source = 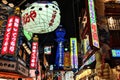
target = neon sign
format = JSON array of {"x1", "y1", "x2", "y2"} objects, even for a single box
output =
[
  {"x1": 30, "y1": 42, "x2": 38, "y2": 69},
  {"x1": 88, "y1": 0, "x2": 99, "y2": 48},
  {"x1": 70, "y1": 38, "x2": 78, "y2": 69}
]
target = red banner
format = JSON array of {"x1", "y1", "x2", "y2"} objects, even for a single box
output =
[
  {"x1": 9, "y1": 16, "x2": 20, "y2": 54},
  {"x1": 1, "y1": 16, "x2": 20, "y2": 55},
  {"x1": 30, "y1": 42, "x2": 38, "y2": 69}
]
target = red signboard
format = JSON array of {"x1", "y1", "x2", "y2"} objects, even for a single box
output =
[
  {"x1": 1, "y1": 16, "x2": 20, "y2": 55},
  {"x1": 30, "y1": 42, "x2": 38, "y2": 69},
  {"x1": 9, "y1": 16, "x2": 20, "y2": 54}
]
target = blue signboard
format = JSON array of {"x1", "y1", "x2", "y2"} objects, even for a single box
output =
[
  {"x1": 112, "y1": 49, "x2": 120, "y2": 57},
  {"x1": 55, "y1": 25, "x2": 66, "y2": 69}
]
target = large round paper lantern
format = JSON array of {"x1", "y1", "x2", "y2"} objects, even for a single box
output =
[{"x1": 21, "y1": 1, "x2": 60, "y2": 33}]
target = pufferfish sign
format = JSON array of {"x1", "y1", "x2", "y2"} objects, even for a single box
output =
[{"x1": 21, "y1": 1, "x2": 60, "y2": 33}]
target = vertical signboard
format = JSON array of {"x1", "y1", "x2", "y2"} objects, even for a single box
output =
[
  {"x1": 1, "y1": 16, "x2": 20, "y2": 55},
  {"x1": 30, "y1": 42, "x2": 38, "y2": 69},
  {"x1": 1, "y1": 16, "x2": 14, "y2": 55},
  {"x1": 9, "y1": 16, "x2": 20, "y2": 54},
  {"x1": 64, "y1": 51, "x2": 71, "y2": 70},
  {"x1": 88, "y1": 0, "x2": 100, "y2": 49},
  {"x1": 55, "y1": 26, "x2": 66, "y2": 69},
  {"x1": 70, "y1": 38, "x2": 78, "y2": 69}
]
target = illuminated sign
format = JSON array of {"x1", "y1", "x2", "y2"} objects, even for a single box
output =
[
  {"x1": 88, "y1": 0, "x2": 99, "y2": 48},
  {"x1": 55, "y1": 42, "x2": 64, "y2": 67},
  {"x1": 64, "y1": 51, "x2": 71, "y2": 70},
  {"x1": 58, "y1": 42, "x2": 64, "y2": 67},
  {"x1": 9, "y1": 16, "x2": 20, "y2": 54},
  {"x1": 1, "y1": 16, "x2": 20, "y2": 55},
  {"x1": 30, "y1": 42, "x2": 38, "y2": 69},
  {"x1": 55, "y1": 26, "x2": 66, "y2": 68},
  {"x1": 22, "y1": 43, "x2": 31, "y2": 54},
  {"x1": 70, "y1": 38, "x2": 78, "y2": 69},
  {"x1": 111, "y1": 49, "x2": 120, "y2": 57},
  {"x1": 21, "y1": 1, "x2": 60, "y2": 33},
  {"x1": 44, "y1": 46, "x2": 51, "y2": 55},
  {"x1": 1, "y1": 16, "x2": 14, "y2": 55}
]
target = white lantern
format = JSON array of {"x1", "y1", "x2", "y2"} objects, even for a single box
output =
[{"x1": 21, "y1": 1, "x2": 60, "y2": 33}]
